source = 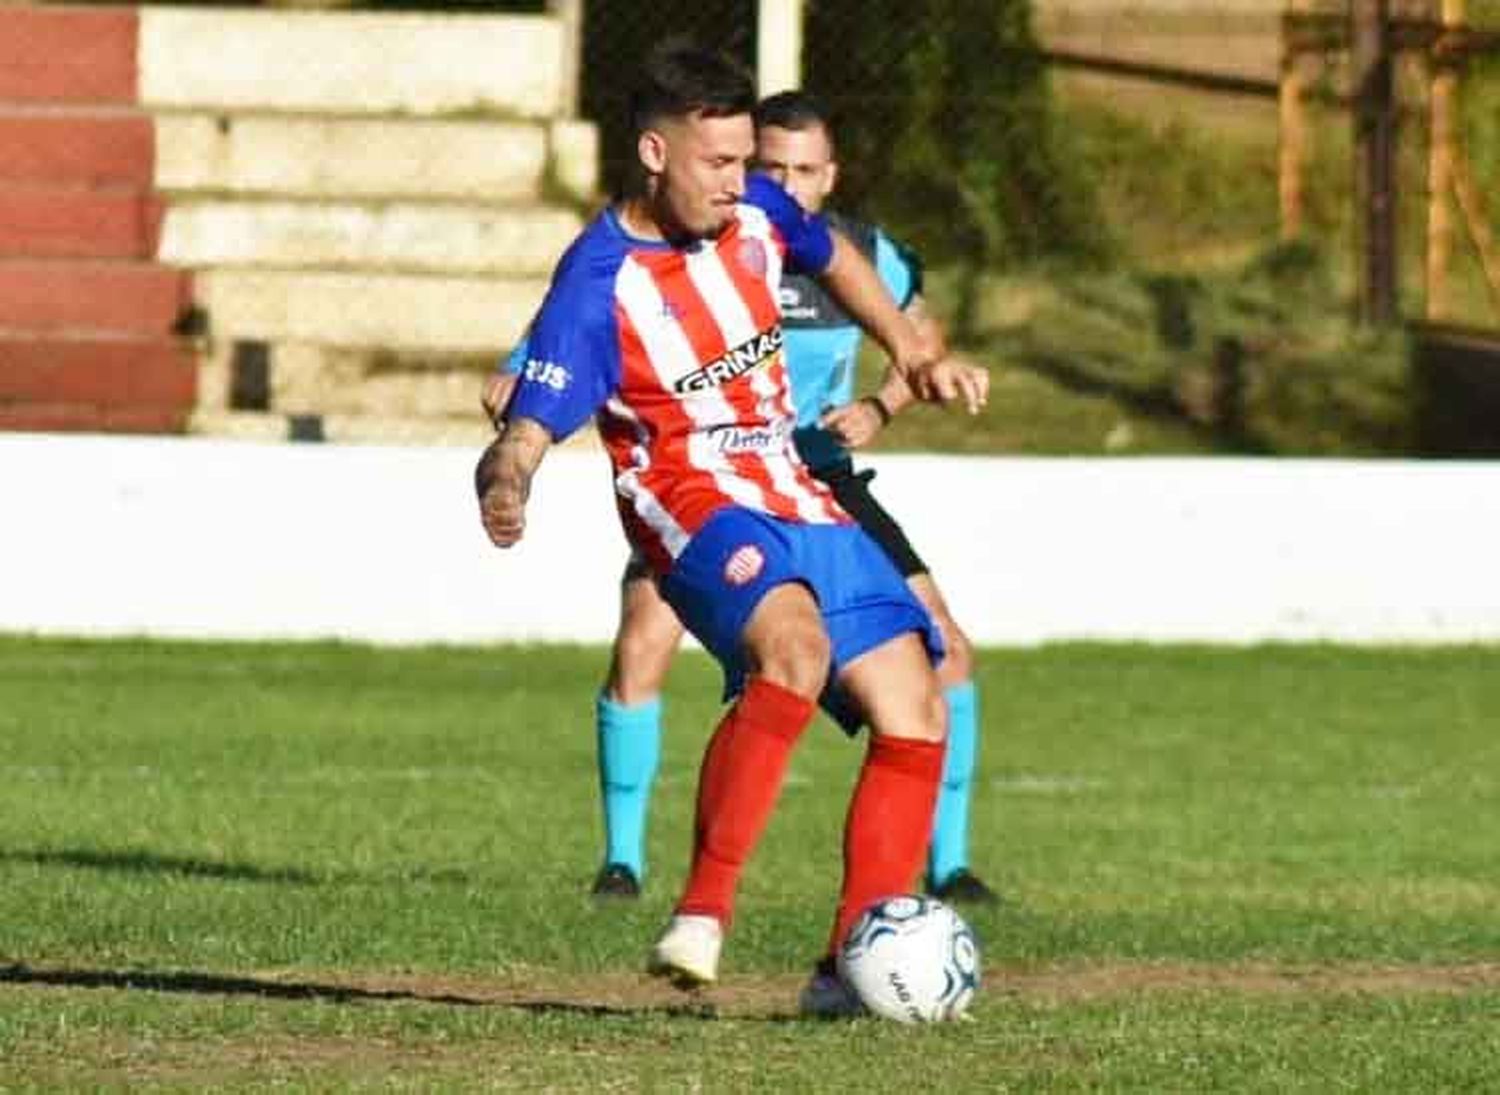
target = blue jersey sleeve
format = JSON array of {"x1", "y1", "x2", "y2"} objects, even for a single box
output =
[
  {"x1": 744, "y1": 173, "x2": 834, "y2": 275},
  {"x1": 506, "y1": 250, "x2": 621, "y2": 441},
  {"x1": 873, "y1": 229, "x2": 922, "y2": 310}
]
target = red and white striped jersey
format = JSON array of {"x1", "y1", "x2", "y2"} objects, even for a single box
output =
[{"x1": 508, "y1": 174, "x2": 850, "y2": 573}]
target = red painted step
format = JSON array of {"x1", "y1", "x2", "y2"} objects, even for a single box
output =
[
  {"x1": 0, "y1": 7, "x2": 138, "y2": 104},
  {"x1": 0, "y1": 334, "x2": 196, "y2": 407},
  {"x1": 0, "y1": 187, "x2": 164, "y2": 259},
  {"x1": 0, "y1": 111, "x2": 155, "y2": 188},
  {"x1": 0, "y1": 260, "x2": 193, "y2": 336},
  {"x1": 0, "y1": 402, "x2": 189, "y2": 435}
]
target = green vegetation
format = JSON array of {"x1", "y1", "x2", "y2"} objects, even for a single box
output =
[
  {"x1": 876, "y1": 245, "x2": 1411, "y2": 457},
  {"x1": 864, "y1": 79, "x2": 1500, "y2": 458},
  {"x1": 808, "y1": 0, "x2": 1105, "y2": 273},
  {"x1": 1, "y1": 636, "x2": 1497, "y2": 1088}
]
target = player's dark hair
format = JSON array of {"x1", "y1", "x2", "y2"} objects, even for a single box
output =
[
  {"x1": 630, "y1": 37, "x2": 756, "y2": 136},
  {"x1": 753, "y1": 90, "x2": 834, "y2": 138}
]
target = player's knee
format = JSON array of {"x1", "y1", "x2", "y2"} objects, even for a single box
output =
[
  {"x1": 750, "y1": 622, "x2": 831, "y2": 699},
  {"x1": 869, "y1": 673, "x2": 947, "y2": 745},
  {"x1": 915, "y1": 681, "x2": 949, "y2": 744}
]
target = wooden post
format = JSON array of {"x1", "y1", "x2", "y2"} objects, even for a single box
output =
[
  {"x1": 757, "y1": 0, "x2": 804, "y2": 97},
  {"x1": 1279, "y1": 1, "x2": 1309, "y2": 241},
  {"x1": 1452, "y1": 156, "x2": 1500, "y2": 315},
  {"x1": 1352, "y1": 0, "x2": 1398, "y2": 325},
  {"x1": 1426, "y1": 0, "x2": 1464, "y2": 320},
  {"x1": 548, "y1": 0, "x2": 584, "y2": 119}
]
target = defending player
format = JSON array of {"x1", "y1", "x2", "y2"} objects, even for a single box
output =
[
  {"x1": 475, "y1": 40, "x2": 988, "y2": 1013},
  {"x1": 484, "y1": 92, "x2": 998, "y2": 908}
]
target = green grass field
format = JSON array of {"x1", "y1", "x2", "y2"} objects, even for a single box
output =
[{"x1": 2, "y1": 636, "x2": 1497, "y2": 1090}]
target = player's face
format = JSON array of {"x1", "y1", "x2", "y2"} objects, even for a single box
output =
[
  {"x1": 754, "y1": 123, "x2": 837, "y2": 214},
  {"x1": 644, "y1": 111, "x2": 754, "y2": 240}
]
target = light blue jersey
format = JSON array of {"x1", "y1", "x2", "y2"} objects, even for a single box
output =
[{"x1": 777, "y1": 214, "x2": 921, "y2": 470}]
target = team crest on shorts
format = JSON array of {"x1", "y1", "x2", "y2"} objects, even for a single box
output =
[
  {"x1": 738, "y1": 238, "x2": 767, "y2": 277},
  {"x1": 723, "y1": 544, "x2": 765, "y2": 586}
]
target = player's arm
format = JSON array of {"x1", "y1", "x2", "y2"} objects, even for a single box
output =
[
  {"x1": 822, "y1": 295, "x2": 950, "y2": 447},
  {"x1": 818, "y1": 232, "x2": 927, "y2": 380},
  {"x1": 749, "y1": 173, "x2": 984, "y2": 413},
  {"x1": 475, "y1": 416, "x2": 551, "y2": 548},
  {"x1": 480, "y1": 335, "x2": 531, "y2": 427},
  {"x1": 474, "y1": 245, "x2": 619, "y2": 548},
  {"x1": 480, "y1": 373, "x2": 519, "y2": 427},
  {"x1": 818, "y1": 234, "x2": 987, "y2": 415}
]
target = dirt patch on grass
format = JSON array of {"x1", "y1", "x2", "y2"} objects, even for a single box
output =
[
  {"x1": 321, "y1": 960, "x2": 1500, "y2": 1017},
  {"x1": 7, "y1": 960, "x2": 1500, "y2": 1021}
]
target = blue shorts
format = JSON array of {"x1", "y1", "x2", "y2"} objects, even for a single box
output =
[{"x1": 659, "y1": 507, "x2": 943, "y2": 731}]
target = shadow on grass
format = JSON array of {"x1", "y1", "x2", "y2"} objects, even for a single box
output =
[
  {"x1": 0, "y1": 848, "x2": 474, "y2": 888},
  {"x1": 0, "y1": 963, "x2": 722, "y2": 1020},
  {"x1": 0, "y1": 848, "x2": 321, "y2": 885}
]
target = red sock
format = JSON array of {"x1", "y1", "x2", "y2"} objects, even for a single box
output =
[
  {"x1": 676, "y1": 677, "x2": 817, "y2": 926},
  {"x1": 826, "y1": 735, "x2": 945, "y2": 957}
]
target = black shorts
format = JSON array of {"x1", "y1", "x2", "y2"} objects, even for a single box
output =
[
  {"x1": 814, "y1": 460, "x2": 928, "y2": 579},
  {"x1": 622, "y1": 550, "x2": 654, "y2": 585}
]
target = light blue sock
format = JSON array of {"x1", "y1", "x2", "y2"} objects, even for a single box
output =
[
  {"x1": 929, "y1": 681, "x2": 979, "y2": 887},
  {"x1": 596, "y1": 693, "x2": 662, "y2": 879}
]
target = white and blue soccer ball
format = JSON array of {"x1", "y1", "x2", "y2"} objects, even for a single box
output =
[{"x1": 837, "y1": 894, "x2": 980, "y2": 1023}]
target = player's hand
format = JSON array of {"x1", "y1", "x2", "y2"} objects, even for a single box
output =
[
  {"x1": 475, "y1": 441, "x2": 527, "y2": 548},
  {"x1": 479, "y1": 483, "x2": 526, "y2": 547},
  {"x1": 480, "y1": 372, "x2": 519, "y2": 428},
  {"x1": 819, "y1": 397, "x2": 888, "y2": 449},
  {"x1": 909, "y1": 360, "x2": 989, "y2": 415}
]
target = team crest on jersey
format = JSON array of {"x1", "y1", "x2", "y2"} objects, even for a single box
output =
[
  {"x1": 675, "y1": 326, "x2": 784, "y2": 393},
  {"x1": 723, "y1": 544, "x2": 765, "y2": 586},
  {"x1": 738, "y1": 238, "x2": 768, "y2": 277}
]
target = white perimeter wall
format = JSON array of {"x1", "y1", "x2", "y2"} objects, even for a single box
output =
[{"x1": 2, "y1": 433, "x2": 1498, "y2": 646}]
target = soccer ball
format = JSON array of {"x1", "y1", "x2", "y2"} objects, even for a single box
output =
[{"x1": 837, "y1": 894, "x2": 980, "y2": 1023}]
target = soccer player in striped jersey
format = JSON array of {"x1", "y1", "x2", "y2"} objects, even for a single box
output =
[
  {"x1": 486, "y1": 93, "x2": 999, "y2": 911},
  {"x1": 475, "y1": 40, "x2": 987, "y2": 1014}
]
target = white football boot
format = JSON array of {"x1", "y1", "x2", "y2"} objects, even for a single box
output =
[
  {"x1": 798, "y1": 957, "x2": 865, "y2": 1019},
  {"x1": 647, "y1": 914, "x2": 723, "y2": 987}
]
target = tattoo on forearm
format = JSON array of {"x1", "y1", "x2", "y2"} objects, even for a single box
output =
[{"x1": 476, "y1": 417, "x2": 550, "y2": 501}]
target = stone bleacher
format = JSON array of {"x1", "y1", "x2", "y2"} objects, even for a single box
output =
[{"x1": 0, "y1": 5, "x2": 598, "y2": 444}]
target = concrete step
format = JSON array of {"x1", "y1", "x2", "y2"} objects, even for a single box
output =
[
  {"x1": 188, "y1": 408, "x2": 600, "y2": 449},
  {"x1": 0, "y1": 7, "x2": 137, "y2": 104},
  {"x1": 153, "y1": 113, "x2": 586, "y2": 203},
  {"x1": 196, "y1": 341, "x2": 493, "y2": 420},
  {"x1": 0, "y1": 187, "x2": 164, "y2": 260},
  {"x1": 196, "y1": 269, "x2": 545, "y2": 353},
  {"x1": 0, "y1": 260, "x2": 195, "y2": 337},
  {"x1": 188, "y1": 408, "x2": 493, "y2": 447},
  {"x1": 0, "y1": 332, "x2": 196, "y2": 407},
  {"x1": 0, "y1": 402, "x2": 190, "y2": 435},
  {"x1": 0, "y1": 331, "x2": 196, "y2": 435},
  {"x1": 159, "y1": 199, "x2": 581, "y2": 276},
  {"x1": 138, "y1": 8, "x2": 564, "y2": 118},
  {"x1": 0, "y1": 109, "x2": 155, "y2": 188}
]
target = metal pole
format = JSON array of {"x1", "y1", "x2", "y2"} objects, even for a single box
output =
[
  {"x1": 1352, "y1": 0, "x2": 1398, "y2": 325},
  {"x1": 548, "y1": 0, "x2": 584, "y2": 119},
  {"x1": 1278, "y1": 0, "x2": 1310, "y2": 241},
  {"x1": 757, "y1": 0, "x2": 804, "y2": 97}
]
